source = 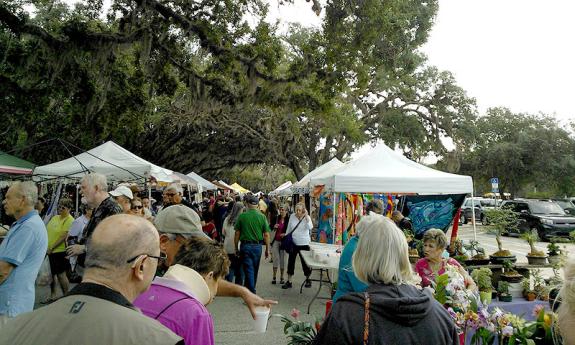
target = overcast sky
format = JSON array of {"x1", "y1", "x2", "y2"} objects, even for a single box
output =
[{"x1": 267, "y1": 0, "x2": 575, "y2": 122}]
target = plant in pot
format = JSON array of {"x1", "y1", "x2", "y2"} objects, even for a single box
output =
[
  {"x1": 463, "y1": 240, "x2": 490, "y2": 265},
  {"x1": 497, "y1": 281, "x2": 512, "y2": 302},
  {"x1": 532, "y1": 269, "x2": 550, "y2": 301},
  {"x1": 483, "y1": 208, "x2": 518, "y2": 264},
  {"x1": 403, "y1": 229, "x2": 420, "y2": 264},
  {"x1": 450, "y1": 239, "x2": 469, "y2": 265},
  {"x1": 522, "y1": 278, "x2": 537, "y2": 301},
  {"x1": 500, "y1": 259, "x2": 523, "y2": 283},
  {"x1": 522, "y1": 231, "x2": 547, "y2": 265},
  {"x1": 408, "y1": 238, "x2": 423, "y2": 264},
  {"x1": 547, "y1": 239, "x2": 561, "y2": 265},
  {"x1": 471, "y1": 267, "x2": 493, "y2": 305}
]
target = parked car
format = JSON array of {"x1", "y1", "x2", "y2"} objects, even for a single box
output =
[
  {"x1": 500, "y1": 199, "x2": 575, "y2": 240},
  {"x1": 460, "y1": 197, "x2": 499, "y2": 225},
  {"x1": 551, "y1": 198, "x2": 575, "y2": 215}
]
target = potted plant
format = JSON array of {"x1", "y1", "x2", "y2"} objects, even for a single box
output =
[
  {"x1": 471, "y1": 267, "x2": 493, "y2": 305},
  {"x1": 532, "y1": 269, "x2": 549, "y2": 301},
  {"x1": 450, "y1": 239, "x2": 469, "y2": 265},
  {"x1": 522, "y1": 278, "x2": 537, "y2": 301},
  {"x1": 522, "y1": 231, "x2": 547, "y2": 265},
  {"x1": 547, "y1": 239, "x2": 561, "y2": 264},
  {"x1": 483, "y1": 208, "x2": 518, "y2": 264},
  {"x1": 497, "y1": 281, "x2": 512, "y2": 302},
  {"x1": 409, "y1": 238, "x2": 422, "y2": 264},
  {"x1": 463, "y1": 240, "x2": 490, "y2": 265},
  {"x1": 500, "y1": 259, "x2": 523, "y2": 283}
]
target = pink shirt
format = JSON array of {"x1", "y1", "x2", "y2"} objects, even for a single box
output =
[
  {"x1": 134, "y1": 277, "x2": 214, "y2": 345},
  {"x1": 415, "y1": 258, "x2": 462, "y2": 288}
]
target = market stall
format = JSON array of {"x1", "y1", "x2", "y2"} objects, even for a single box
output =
[
  {"x1": 310, "y1": 144, "x2": 474, "y2": 244},
  {"x1": 0, "y1": 151, "x2": 35, "y2": 176}
]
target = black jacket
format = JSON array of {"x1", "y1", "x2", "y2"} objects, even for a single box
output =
[{"x1": 314, "y1": 283, "x2": 459, "y2": 345}]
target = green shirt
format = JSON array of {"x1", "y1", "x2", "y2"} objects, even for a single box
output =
[{"x1": 235, "y1": 208, "x2": 270, "y2": 242}]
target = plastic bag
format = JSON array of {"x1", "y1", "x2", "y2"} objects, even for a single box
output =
[{"x1": 36, "y1": 256, "x2": 52, "y2": 286}]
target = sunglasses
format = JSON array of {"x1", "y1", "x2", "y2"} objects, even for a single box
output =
[
  {"x1": 132, "y1": 205, "x2": 143, "y2": 210},
  {"x1": 164, "y1": 192, "x2": 177, "y2": 197},
  {"x1": 126, "y1": 252, "x2": 167, "y2": 264}
]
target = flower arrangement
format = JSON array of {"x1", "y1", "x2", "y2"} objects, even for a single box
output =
[{"x1": 279, "y1": 308, "x2": 321, "y2": 345}]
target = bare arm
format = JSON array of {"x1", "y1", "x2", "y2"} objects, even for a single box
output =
[
  {"x1": 0, "y1": 260, "x2": 14, "y2": 285},
  {"x1": 234, "y1": 229, "x2": 240, "y2": 254},
  {"x1": 216, "y1": 280, "x2": 278, "y2": 319}
]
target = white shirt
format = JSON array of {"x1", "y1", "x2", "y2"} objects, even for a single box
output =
[
  {"x1": 287, "y1": 214, "x2": 313, "y2": 246},
  {"x1": 68, "y1": 215, "x2": 89, "y2": 240},
  {"x1": 222, "y1": 216, "x2": 238, "y2": 254}
]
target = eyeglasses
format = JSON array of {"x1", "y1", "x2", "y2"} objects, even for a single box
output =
[
  {"x1": 132, "y1": 205, "x2": 143, "y2": 210},
  {"x1": 126, "y1": 252, "x2": 167, "y2": 264}
]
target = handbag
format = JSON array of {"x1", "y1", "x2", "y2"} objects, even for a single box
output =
[{"x1": 280, "y1": 217, "x2": 304, "y2": 253}]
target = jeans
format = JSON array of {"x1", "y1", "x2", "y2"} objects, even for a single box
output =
[
  {"x1": 287, "y1": 245, "x2": 311, "y2": 277},
  {"x1": 240, "y1": 243, "x2": 262, "y2": 294},
  {"x1": 225, "y1": 253, "x2": 244, "y2": 285}
]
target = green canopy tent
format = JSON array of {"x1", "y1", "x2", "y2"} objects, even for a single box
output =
[{"x1": 0, "y1": 151, "x2": 35, "y2": 175}]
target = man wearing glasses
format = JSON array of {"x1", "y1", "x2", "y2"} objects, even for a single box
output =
[
  {"x1": 0, "y1": 215, "x2": 184, "y2": 345},
  {"x1": 155, "y1": 205, "x2": 277, "y2": 320}
]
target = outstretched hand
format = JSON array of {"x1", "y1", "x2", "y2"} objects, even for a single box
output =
[{"x1": 241, "y1": 290, "x2": 278, "y2": 320}]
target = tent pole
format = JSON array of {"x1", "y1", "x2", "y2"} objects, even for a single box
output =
[
  {"x1": 75, "y1": 184, "x2": 79, "y2": 216},
  {"x1": 332, "y1": 192, "x2": 336, "y2": 245},
  {"x1": 471, "y1": 188, "x2": 477, "y2": 242}
]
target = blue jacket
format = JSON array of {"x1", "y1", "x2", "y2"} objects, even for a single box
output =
[{"x1": 332, "y1": 235, "x2": 368, "y2": 303}]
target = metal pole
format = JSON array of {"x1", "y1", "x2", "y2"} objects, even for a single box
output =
[{"x1": 471, "y1": 188, "x2": 477, "y2": 242}]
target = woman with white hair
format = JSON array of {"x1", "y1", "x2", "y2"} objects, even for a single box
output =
[{"x1": 314, "y1": 214, "x2": 459, "y2": 345}]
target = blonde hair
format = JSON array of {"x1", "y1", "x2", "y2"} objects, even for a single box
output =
[
  {"x1": 558, "y1": 260, "x2": 575, "y2": 343},
  {"x1": 352, "y1": 214, "x2": 412, "y2": 285},
  {"x1": 422, "y1": 228, "x2": 449, "y2": 250}
]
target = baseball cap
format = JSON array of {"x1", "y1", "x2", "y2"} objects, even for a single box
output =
[
  {"x1": 109, "y1": 185, "x2": 133, "y2": 199},
  {"x1": 155, "y1": 205, "x2": 209, "y2": 238},
  {"x1": 245, "y1": 194, "x2": 259, "y2": 205}
]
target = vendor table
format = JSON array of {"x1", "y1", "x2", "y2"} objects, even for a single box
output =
[
  {"x1": 300, "y1": 249, "x2": 340, "y2": 314},
  {"x1": 489, "y1": 297, "x2": 549, "y2": 321}
]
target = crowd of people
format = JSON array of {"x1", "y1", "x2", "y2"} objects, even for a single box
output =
[{"x1": 0, "y1": 175, "x2": 574, "y2": 345}]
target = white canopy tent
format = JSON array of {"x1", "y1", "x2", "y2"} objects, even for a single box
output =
[
  {"x1": 290, "y1": 158, "x2": 345, "y2": 194},
  {"x1": 310, "y1": 144, "x2": 473, "y2": 194},
  {"x1": 33, "y1": 141, "x2": 173, "y2": 182},
  {"x1": 269, "y1": 181, "x2": 293, "y2": 197},
  {"x1": 186, "y1": 171, "x2": 218, "y2": 191},
  {"x1": 310, "y1": 144, "x2": 476, "y2": 240}
]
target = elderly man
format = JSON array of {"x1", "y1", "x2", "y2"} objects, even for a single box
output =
[
  {"x1": 110, "y1": 185, "x2": 133, "y2": 213},
  {"x1": 234, "y1": 194, "x2": 271, "y2": 294},
  {"x1": 155, "y1": 205, "x2": 276, "y2": 319},
  {"x1": 0, "y1": 182, "x2": 48, "y2": 320},
  {"x1": 0, "y1": 215, "x2": 183, "y2": 344},
  {"x1": 66, "y1": 173, "x2": 123, "y2": 268}
]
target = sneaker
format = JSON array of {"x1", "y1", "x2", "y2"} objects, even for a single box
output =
[
  {"x1": 280, "y1": 278, "x2": 285, "y2": 285},
  {"x1": 282, "y1": 281, "x2": 293, "y2": 289},
  {"x1": 272, "y1": 278, "x2": 277, "y2": 285},
  {"x1": 305, "y1": 279, "x2": 312, "y2": 288}
]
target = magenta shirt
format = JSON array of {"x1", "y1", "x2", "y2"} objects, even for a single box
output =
[
  {"x1": 134, "y1": 277, "x2": 214, "y2": 345},
  {"x1": 414, "y1": 258, "x2": 462, "y2": 288}
]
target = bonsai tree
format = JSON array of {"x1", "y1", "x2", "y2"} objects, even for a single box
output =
[
  {"x1": 521, "y1": 231, "x2": 545, "y2": 256},
  {"x1": 521, "y1": 277, "x2": 536, "y2": 301},
  {"x1": 500, "y1": 259, "x2": 522, "y2": 282},
  {"x1": 497, "y1": 281, "x2": 512, "y2": 301},
  {"x1": 463, "y1": 240, "x2": 487, "y2": 260},
  {"x1": 532, "y1": 269, "x2": 549, "y2": 301},
  {"x1": 483, "y1": 208, "x2": 519, "y2": 257},
  {"x1": 547, "y1": 240, "x2": 561, "y2": 256}
]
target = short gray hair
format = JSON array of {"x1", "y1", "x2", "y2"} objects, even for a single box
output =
[
  {"x1": 352, "y1": 214, "x2": 412, "y2": 285},
  {"x1": 422, "y1": 228, "x2": 448, "y2": 250},
  {"x1": 81, "y1": 173, "x2": 108, "y2": 191},
  {"x1": 13, "y1": 181, "x2": 38, "y2": 207},
  {"x1": 165, "y1": 183, "x2": 183, "y2": 194}
]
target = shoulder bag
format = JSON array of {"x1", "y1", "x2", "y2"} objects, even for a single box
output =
[{"x1": 279, "y1": 217, "x2": 304, "y2": 254}]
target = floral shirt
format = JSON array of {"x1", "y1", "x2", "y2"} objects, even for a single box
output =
[{"x1": 415, "y1": 257, "x2": 462, "y2": 288}]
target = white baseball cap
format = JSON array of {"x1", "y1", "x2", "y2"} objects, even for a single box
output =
[{"x1": 109, "y1": 185, "x2": 133, "y2": 200}]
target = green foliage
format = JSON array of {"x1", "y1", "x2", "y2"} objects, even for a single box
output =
[
  {"x1": 547, "y1": 241, "x2": 560, "y2": 255},
  {"x1": 471, "y1": 267, "x2": 492, "y2": 292},
  {"x1": 484, "y1": 207, "x2": 519, "y2": 253},
  {"x1": 497, "y1": 281, "x2": 509, "y2": 294},
  {"x1": 280, "y1": 315, "x2": 317, "y2": 345}
]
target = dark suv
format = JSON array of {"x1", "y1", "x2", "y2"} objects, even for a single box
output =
[{"x1": 500, "y1": 199, "x2": 575, "y2": 240}]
